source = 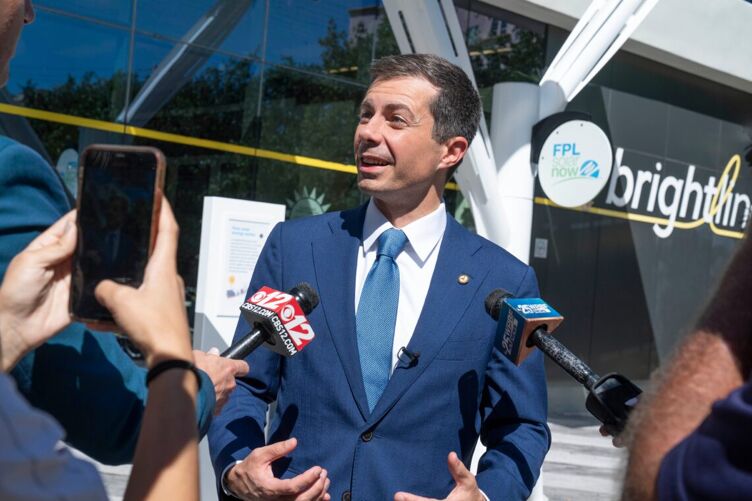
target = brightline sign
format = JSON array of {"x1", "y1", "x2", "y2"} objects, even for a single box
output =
[{"x1": 605, "y1": 148, "x2": 747, "y2": 239}]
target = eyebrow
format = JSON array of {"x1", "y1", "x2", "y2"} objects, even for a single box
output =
[{"x1": 359, "y1": 99, "x2": 417, "y2": 120}]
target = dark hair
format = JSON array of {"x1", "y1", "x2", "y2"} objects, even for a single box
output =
[{"x1": 369, "y1": 54, "x2": 481, "y2": 145}]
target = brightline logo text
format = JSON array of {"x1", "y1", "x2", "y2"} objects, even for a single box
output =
[{"x1": 605, "y1": 148, "x2": 748, "y2": 238}]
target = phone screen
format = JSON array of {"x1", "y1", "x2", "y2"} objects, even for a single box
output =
[{"x1": 71, "y1": 148, "x2": 159, "y2": 322}]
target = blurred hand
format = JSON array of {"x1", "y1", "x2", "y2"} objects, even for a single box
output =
[
  {"x1": 95, "y1": 199, "x2": 192, "y2": 367},
  {"x1": 193, "y1": 347, "x2": 249, "y2": 415},
  {"x1": 226, "y1": 438, "x2": 330, "y2": 501},
  {"x1": 0, "y1": 211, "x2": 77, "y2": 371},
  {"x1": 599, "y1": 425, "x2": 627, "y2": 448},
  {"x1": 394, "y1": 452, "x2": 484, "y2": 501}
]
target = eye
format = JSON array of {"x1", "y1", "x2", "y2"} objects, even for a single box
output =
[
  {"x1": 358, "y1": 110, "x2": 373, "y2": 123},
  {"x1": 390, "y1": 115, "x2": 408, "y2": 127}
]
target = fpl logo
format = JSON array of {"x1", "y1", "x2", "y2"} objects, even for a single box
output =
[
  {"x1": 551, "y1": 143, "x2": 600, "y2": 182},
  {"x1": 537, "y1": 119, "x2": 613, "y2": 208}
]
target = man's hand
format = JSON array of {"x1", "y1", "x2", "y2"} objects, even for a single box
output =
[
  {"x1": 193, "y1": 347, "x2": 249, "y2": 415},
  {"x1": 0, "y1": 211, "x2": 76, "y2": 371},
  {"x1": 226, "y1": 438, "x2": 330, "y2": 501},
  {"x1": 394, "y1": 452, "x2": 484, "y2": 501},
  {"x1": 599, "y1": 425, "x2": 626, "y2": 448}
]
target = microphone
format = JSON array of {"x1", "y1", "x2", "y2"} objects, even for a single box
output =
[
  {"x1": 485, "y1": 289, "x2": 642, "y2": 436},
  {"x1": 221, "y1": 283, "x2": 319, "y2": 360},
  {"x1": 397, "y1": 347, "x2": 420, "y2": 368}
]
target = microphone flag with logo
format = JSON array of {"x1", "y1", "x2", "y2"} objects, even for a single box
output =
[{"x1": 222, "y1": 283, "x2": 319, "y2": 360}]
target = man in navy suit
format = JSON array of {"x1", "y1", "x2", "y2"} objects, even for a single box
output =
[{"x1": 209, "y1": 54, "x2": 550, "y2": 501}]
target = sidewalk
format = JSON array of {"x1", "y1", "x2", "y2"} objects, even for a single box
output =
[
  {"x1": 88, "y1": 414, "x2": 627, "y2": 501},
  {"x1": 543, "y1": 414, "x2": 627, "y2": 501}
]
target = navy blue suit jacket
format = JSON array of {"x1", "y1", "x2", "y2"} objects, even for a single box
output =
[
  {"x1": 0, "y1": 135, "x2": 215, "y2": 464},
  {"x1": 209, "y1": 205, "x2": 550, "y2": 500}
]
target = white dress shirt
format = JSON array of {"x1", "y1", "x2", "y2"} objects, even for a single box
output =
[{"x1": 355, "y1": 199, "x2": 446, "y2": 373}]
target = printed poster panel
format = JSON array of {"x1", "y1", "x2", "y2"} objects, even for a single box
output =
[{"x1": 220, "y1": 218, "x2": 270, "y2": 317}]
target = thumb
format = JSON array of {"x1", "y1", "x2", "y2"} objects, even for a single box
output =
[
  {"x1": 447, "y1": 452, "x2": 474, "y2": 487},
  {"x1": 94, "y1": 279, "x2": 130, "y2": 312},
  {"x1": 255, "y1": 437, "x2": 298, "y2": 464}
]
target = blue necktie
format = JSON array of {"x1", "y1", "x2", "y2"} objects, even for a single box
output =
[{"x1": 357, "y1": 228, "x2": 408, "y2": 412}]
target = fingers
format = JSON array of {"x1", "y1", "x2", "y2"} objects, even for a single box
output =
[
  {"x1": 148, "y1": 197, "x2": 179, "y2": 274},
  {"x1": 294, "y1": 468, "x2": 329, "y2": 501},
  {"x1": 446, "y1": 452, "x2": 474, "y2": 487},
  {"x1": 27, "y1": 210, "x2": 76, "y2": 251},
  {"x1": 394, "y1": 492, "x2": 433, "y2": 501},
  {"x1": 232, "y1": 358, "x2": 251, "y2": 377},
  {"x1": 25, "y1": 212, "x2": 77, "y2": 265},
  {"x1": 266, "y1": 466, "x2": 322, "y2": 497},
  {"x1": 252, "y1": 437, "x2": 298, "y2": 464}
]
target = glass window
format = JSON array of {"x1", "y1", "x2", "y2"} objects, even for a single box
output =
[
  {"x1": 8, "y1": 9, "x2": 130, "y2": 121},
  {"x1": 136, "y1": 0, "x2": 266, "y2": 62},
  {"x1": 128, "y1": 35, "x2": 261, "y2": 144},
  {"x1": 454, "y1": 1, "x2": 546, "y2": 92},
  {"x1": 36, "y1": 0, "x2": 133, "y2": 28}
]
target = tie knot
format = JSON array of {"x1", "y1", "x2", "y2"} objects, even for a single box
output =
[{"x1": 377, "y1": 228, "x2": 407, "y2": 259}]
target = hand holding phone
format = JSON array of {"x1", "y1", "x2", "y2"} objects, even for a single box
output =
[
  {"x1": 70, "y1": 144, "x2": 165, "y2": 330},
  {"x1": 93, "y1": 199, "x2": 193, "y2": 367},
  {"x1": 0, "y1": 211, "x2": 77, "y2": 371}
]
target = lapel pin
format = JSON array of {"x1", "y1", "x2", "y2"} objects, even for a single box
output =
[{"x1": 457, "y1": 274, "x2": 470, "y2": 285}]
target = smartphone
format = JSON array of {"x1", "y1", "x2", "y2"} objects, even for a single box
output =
[{"x1": 70, "y1": 144, "x2": 166, "y2": 328}]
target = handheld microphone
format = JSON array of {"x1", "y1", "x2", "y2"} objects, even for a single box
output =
[
  {"x1": 221, "y1": 283, "x2": 319, "y2": 360},
  {"x1": 485, "y1": 289, "x2": 642, "y2": 436}
]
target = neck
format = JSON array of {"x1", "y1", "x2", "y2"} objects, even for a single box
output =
[{"x1": 373, "y1": 187, "x2": 443, "y2": 228}]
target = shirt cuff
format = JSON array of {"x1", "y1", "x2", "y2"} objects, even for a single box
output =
[{"x1": 221, "y1": 460, "x2": 243, "y2": 497}]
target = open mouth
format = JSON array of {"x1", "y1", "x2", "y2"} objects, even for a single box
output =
[{"x1": 360, "y1": 157, "x2": 390, "y2": 167}]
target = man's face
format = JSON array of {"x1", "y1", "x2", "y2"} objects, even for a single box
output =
[
  {"x1": 354, "y1": 76, "x2": 448, "y2": 208},
  {"x1": 0, "y1": 0, "x2": 34, "y2": 88}
]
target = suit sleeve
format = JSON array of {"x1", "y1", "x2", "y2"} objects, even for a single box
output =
[
  {"x1": 475, "y1": 265, "x2": 551, "y2": 500},
  {"x1": 208, "y1": 222, "x2": 286, "y2": 487},
  {"x1": 657, "y1": 380, "x2": 752, "y2": 500},
  {"x1": 0, "y1": 138, "x2": 215, "y2": 465}
]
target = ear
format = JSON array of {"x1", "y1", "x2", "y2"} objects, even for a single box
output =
[{"x1": 437, "y1": 136, "x2": 469, "y2": 171}]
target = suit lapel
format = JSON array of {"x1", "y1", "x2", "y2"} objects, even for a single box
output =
[
  {"x1": 311, "y1": 205, "x2": 370, "y2": 420},
  {"x1": 367, "y1": 216, "x2": 488, "y2": 425}
]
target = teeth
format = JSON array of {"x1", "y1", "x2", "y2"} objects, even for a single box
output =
[{"x1": 361, "y1": 158, "x2": 389, "y2": 166}]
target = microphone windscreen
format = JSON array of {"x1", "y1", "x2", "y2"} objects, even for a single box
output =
[
  {"x1": 485, "y1": 288, "x2": 513, "y2": 320},
  {"x1": 290, "y1": 282, "x2": 319, "y2": 314}
]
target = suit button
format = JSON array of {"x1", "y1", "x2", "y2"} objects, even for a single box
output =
[
  {"x1": 342, "y1": 491, "x2": 351, "y2": 501},
  {"x1": 361, "y1": 431, "x2": 373, "y2": 442}
]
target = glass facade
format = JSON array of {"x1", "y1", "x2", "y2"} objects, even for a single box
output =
[
  {"x1": 3, "y1": 1, "x2": 751, "y2": 397},
  {"x1": 533, "y1": 27, "x2": 752, "y2": 382},
  {"x1": 2, "y1": 0, "x2": 543, "y2": 324}
]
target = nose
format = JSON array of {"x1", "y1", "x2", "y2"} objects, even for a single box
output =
[
  {"x1": 24, "y1": 0, "x2": 36, "y2": 24},
  {"x1": 355, "y1": 116, "x2": 383, "y2": 146}
]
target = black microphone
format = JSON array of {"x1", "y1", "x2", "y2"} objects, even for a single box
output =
[
  {"x1": 485, "y1": 288, "x2": 642, "y2": 435},
  {"x1": 397, "y1": 347, "x2": 420, "y2": 368},
  {"x1": 222, "y1": 283, "x2": 319, "y2": 360}
]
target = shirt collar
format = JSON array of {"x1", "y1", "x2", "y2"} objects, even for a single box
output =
[{"x1": 362, "y1": 198, "x2": 446, "y2": 263}]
